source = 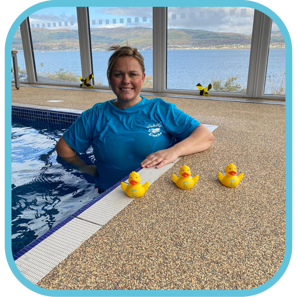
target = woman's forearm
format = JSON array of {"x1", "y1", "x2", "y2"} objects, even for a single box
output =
[
  {"x1": 141, "y1": 124, "x2": 214, "y2": 169},
  {"x1": 56, "y1": 136, "x2": 96, "y2": 175},
  {"x1": 172, "y1": 124, "x2": 214, "y2": 157},
  {"x1": 56, "y1": 136, "x2": 87, "y2": 168}
]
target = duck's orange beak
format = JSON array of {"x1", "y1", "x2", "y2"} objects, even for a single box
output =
[
  {"x1": 182, "y1": 172, "x2": 190, "y2": 178},
  {"x1": 228, "y1": 171, "x2": 236, "y2": 176},
  {"x1": 130, "y1": 180, "x2": 139, "y2": 185}
]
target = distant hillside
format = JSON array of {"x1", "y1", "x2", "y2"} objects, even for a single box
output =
[
  {"x1": 270, "y1": 30, "x2": 285, "y2": 43},
  {"x1": 167, "y1": 29, "x2": 252, "y2": 49},
  {"x1": 12, "y1": 27, "x2": 285, "y2": 51},
  {"x1": 91, "y1": 27, "x2": 153, "y2": 50}
]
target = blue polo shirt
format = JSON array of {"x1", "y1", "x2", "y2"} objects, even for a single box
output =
[{"x1": 63, "y1": 97, "x2": 200, "y2": 190}]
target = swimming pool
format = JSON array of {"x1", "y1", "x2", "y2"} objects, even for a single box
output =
[{"x1": 11, "y1": 111, "x2": 100, "y2": 256}]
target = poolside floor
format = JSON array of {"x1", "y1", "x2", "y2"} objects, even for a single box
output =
[{"x1": 12, "y1": 85, "x2": 286, "y2": 290}]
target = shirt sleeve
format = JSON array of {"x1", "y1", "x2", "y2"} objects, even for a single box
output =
[
  {"x1": 160, "y1": 101, "x2": 200, "y2": 142},
  {"x1": 62, "y1": 107, "x2": 96, "y2": 153}
]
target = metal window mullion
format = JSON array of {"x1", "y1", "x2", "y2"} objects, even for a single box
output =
[
  {"x1": 76, "y1": 7, "x2": 93, "y2": 84},
  {"x1": 20, "y1": 18, "x2": 37, "y2": 83},
  {"x1": 153, "y1": 7, "x2": 167, "y2": 93},
  {"x1": 12, "y1": 52, "x2": 20, "y2": 89},
  {"x1": 247, "y1": 10, "x2": 272, "y2": 98}
]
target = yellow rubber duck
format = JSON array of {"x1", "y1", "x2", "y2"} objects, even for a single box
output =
[
  {"x1": 172, "y1": 165, "x2": 199, "y2": 190},
  {"x1": 218, "y1": 163, "x2": 244, "y2": 187},
  {"x1": 121, "y1": 171, "x2": 150, "y2": 198}
]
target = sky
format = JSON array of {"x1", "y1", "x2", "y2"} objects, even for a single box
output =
[{"x1": 28, "y1": 6, "x2": 280, "y2": 35}]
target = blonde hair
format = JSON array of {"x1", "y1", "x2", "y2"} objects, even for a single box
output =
[{"x1": 107, "y1": 45, "x2": 145, "y2": 83}]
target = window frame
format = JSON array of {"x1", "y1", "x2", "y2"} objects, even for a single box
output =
[
  {"x1": 20, "y1": 18, "x2": 37, "y2": 83},
  {"x1": 18, "y1": 7, "x2": 285, "y2": 100}
]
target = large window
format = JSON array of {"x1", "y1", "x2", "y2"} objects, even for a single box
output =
[
  {"x1": 11, "y1": 27, "x2": 27, "y2": 83},
  {"x1": 264, "y1": 21, "x2": 285, "y2": 95},
  {"x1": 89, "y1": 7, "x2": 153, "y2": 88},
  {"x1": 14, "y1": 7, "x2": 285, "y2": 99},
  {"x1": 29, "y1": 7, "x2": 81, "y2": 85},
  {"x1": 167, "y1": 7, "x2": 254, "y2": 93}
]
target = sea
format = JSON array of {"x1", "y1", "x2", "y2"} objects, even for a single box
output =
[{"x1": 13, "y1": 49, "x2": 286, "y2": 94}]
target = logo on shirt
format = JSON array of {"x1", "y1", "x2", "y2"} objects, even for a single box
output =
[{"x1": 147, "y1": 123, "x2": 162, "y2": 137}]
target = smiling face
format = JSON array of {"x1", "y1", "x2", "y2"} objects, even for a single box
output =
[{"x1": 109, "y1": 56, "x2": 146, "y2": 109}]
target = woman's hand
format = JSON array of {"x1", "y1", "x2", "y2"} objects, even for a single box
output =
[
  {"x1": 141, "y1": 147, "x2": 179, "y2": 169},
  {"x1": 140, "y1": 124, "x2": 214, "y2": 170}
]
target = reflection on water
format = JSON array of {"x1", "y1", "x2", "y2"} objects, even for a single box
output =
[{"x1": 11, "y1": 119, "x2": 99, "y2": 256}]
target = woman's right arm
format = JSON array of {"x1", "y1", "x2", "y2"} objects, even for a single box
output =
[
  {"x1": 55, "y1": 136, "x2": 98, "y2": 177},
  {"x1": 55, "y1": 136, "x2": 76, "y2": 158}
]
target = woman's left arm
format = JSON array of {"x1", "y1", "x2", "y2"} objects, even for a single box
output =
[{"x1": 141, "y1": 124, "x2": 214, "y2": 169}]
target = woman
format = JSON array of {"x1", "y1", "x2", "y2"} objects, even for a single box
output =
[{"x1": 56, "y1": 45, "x2": 214, "y2": 191}]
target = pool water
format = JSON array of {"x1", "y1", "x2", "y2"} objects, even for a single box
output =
[{"x1": 11, "y1": 118, "x2": 99, "y2": 256}]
